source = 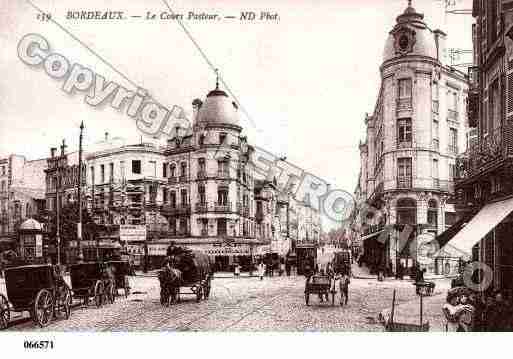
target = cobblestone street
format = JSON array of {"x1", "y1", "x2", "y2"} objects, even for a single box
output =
[{"x1": 1, "y1": 275, "x2": 449, "y2": 331}]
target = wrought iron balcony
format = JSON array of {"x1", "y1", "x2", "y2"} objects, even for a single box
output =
[
  {"x1": 447, "y1": 145, "x2": 459, "y2": 155},
  {"x1": 197, "y1": 171, "x2": 207, "y2": 180},
  {"x1": 397, "y1": 177, "x2": 412, "y2": 189},
  {"x1": 455, "y1": 127, "x2": 506, "y2": 181},
  {"x1": 195, "y1": 202, "x2": 208, "y2": 213},
  {"x1": 178, "y1": 174, "x2": 188, "y2": 182},
  {"x1": 161, "y1": 203, "x2": 191, "y2": 215},
  {"x1": 217, "y1": 171, "x2": 230, "y2": 179},
  {"x1": 214, "y1": 202, "x2": 232, "y2": 212},
  {"x1": 396, "y1": 98, "x2": 412, "y2": 111},
  {"x1": 168, "y1": 176, "x2": 178, "y2": 184}
]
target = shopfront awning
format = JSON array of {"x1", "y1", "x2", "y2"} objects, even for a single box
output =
[
  {"x1": 435, "y1": 215, "x2": 473, "y2": 249},
  {"x1": 440, "y1": 197, "x2": 513, "y2": 257}
]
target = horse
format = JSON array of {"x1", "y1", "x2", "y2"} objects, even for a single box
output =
[{"x1": 158, "y1": 266, "x2": 182, "y2": 306}]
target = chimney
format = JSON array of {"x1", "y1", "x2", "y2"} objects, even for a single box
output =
[
  {"x1": 105, "y1": 132, "x2": 109, "y2": 141},
  {"x1": 192, "y1": 99, "x2": 203, "y2": 121},
  {"x1": 434, "y1": 29, "x2": 447, "y2": 64},
  {"x1": 50, "y1": 147, "x2": 57, "y2": 158}
]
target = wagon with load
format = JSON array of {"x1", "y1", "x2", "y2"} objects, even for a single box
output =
[{"x1": 159, "y1": 246, "x2": 213, "y2": 306}]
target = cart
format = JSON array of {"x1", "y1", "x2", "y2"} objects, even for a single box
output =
[
  {"x1": 69, "y1": 262, "x2": 115, "y2": 307},
  {"x1": 159, "y1": 248, "x2": 213, "y2": 306},
  {"x1": 106, "y1": 260, "x2": 131, "y2": 298},
  {"x1": 0, "y1": 264, "x2": 72, "y2": 329},
  {"x1": 304, "y1": 275, "x2": 335, "y2": 306}
]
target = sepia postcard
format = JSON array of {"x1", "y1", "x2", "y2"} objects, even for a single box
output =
[{"x1": 0, "y1": 0, "x2": 508, "y2": 357}]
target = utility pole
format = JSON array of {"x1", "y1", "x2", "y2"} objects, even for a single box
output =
[
  {"x1": 56, "y1": 139, "x2": 67, "y2": 265},
  {"x1": 77, "y1": 121, "x2": 84, "y2": 261}
]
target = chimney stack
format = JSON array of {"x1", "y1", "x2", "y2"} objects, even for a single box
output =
[
  {"x1": 50, "y1": 147, "x2": 57, "y2": 158},
  {"x1": 192, "y1": 99, "x2": 203, "y2": 121}
]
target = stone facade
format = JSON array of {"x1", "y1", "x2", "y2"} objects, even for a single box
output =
[{"x1": 352, "y1": 3, "x2": 470, "y2": 276}]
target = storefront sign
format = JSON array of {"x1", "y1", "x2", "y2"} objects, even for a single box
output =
[
  {"x1": 120, "y1": 225, "x2": 147, "y2": 242},
  {"x1": 147, "y1": 244, "x2": 168, "y2": 256}
]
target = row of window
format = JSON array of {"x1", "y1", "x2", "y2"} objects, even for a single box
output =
[{"x1": 90, "y1": 159, "x2": 248, "y2": 184}]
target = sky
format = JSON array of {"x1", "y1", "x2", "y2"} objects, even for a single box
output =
[{"x1": 0, "y1": 0, "x2": 474, "y2": 223}]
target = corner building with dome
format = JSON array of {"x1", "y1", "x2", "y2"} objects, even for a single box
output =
[{"x1": 353, "y1": 2, "x2": 473, "y2": 277}]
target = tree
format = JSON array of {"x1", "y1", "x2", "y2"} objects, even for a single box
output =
[{"x1": 45, "y1": 203, "x2": 95, "y2": 247}]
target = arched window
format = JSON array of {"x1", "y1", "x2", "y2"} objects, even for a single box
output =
[
  {"x1": 427, "y1": 199, "x2": 438, "y2": 227},
  {"x1": 396, "y1": 198, "x2": 416, "y2": 225},
  {"x1": 169, "y1": 164, "x2": 176, "y2": 178}
]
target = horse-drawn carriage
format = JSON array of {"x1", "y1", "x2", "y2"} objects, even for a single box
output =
[
  {"x1": 159, "y1": 248, "x2": 213, "y2": 306},
  {"x1": 70, "y1": 262, "x2": 115, "y2": 307},
  {"x1": 106, "y1": 260, "x2": 131, "y2": 298},
  {"x1": 305, "y1": 274, "x2": 335, "y2": 306},
  {"x1": 0, "y1": 264, "x2": 72, "y2": 329}
]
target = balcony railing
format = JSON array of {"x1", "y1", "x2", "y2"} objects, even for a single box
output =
[
  {"x1": 397, "y1": 177, "x2": 412, "y2": 189},
  {"x1": 195, "y1": 202, "x2": 208, "y2": 213},
  {"x1": 217, "y1": 171, "x2": 230, "y2": 179},
  {"x1": 397, "y1": 140, "x2": 412, "y2": 149},
  {"x1": 447, "y1": 145, "x2": 458, "y2": 154},
  {"x1": 169, "y1": 177, "x2": 178, "y2": 184},
  {"x1": 178, "y1": 174, "x2": 188, "y2": 182},
  {"x1": 197, "y1": 171, "x2": 207, "y2": 180},
  {"x1": 161, "y1": 204, "x2": 191, "y2": 215},
  {"x1": 455, "y1": 127, "x2": 505, "y2": 180},
  {"x1": 396, "y1": 98, "x2": 412, "y2": 111},
  {"x1": 214, "y1": 202, "x2": 232, "y2": 212}
]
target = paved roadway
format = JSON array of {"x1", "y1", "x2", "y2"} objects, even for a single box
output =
[{"x1": 1, "y1": 275, "x2": 444, "y2": 331}]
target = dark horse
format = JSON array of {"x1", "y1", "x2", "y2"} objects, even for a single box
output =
[{"x1": 158, "y1": 266, "x2": 182, "y2": 306}]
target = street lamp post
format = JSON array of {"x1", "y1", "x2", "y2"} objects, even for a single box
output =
[{"x1": 77, "y1": 121, "x2": 84, "y2": 262}]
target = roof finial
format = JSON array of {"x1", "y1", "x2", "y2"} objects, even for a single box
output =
[{"x1": 215, "y1": 68, "x2": 219, "y2": 90}]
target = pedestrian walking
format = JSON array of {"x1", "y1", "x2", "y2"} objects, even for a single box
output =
[
  {"x1": 234, "y1": 263, "x2": 240, "y2": 277},
  {"x1": 337, "y1": 270, "x2": 350, "y2": 306},
  {"x1": 258, "y1": 262, "x2": 265, "y2": 280}
]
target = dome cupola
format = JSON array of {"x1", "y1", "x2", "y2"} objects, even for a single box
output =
[
  {"x1": 196, "y1": 73, "x2": 240, "y2": 128},
  {"x1": 382, "y1": 0, "x2": 438, "y2": 63}
]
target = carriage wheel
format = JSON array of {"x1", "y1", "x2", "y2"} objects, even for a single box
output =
[
  {"x1": 305, "y1": 292, "x2": 310, "y2": 306},
  {"x1": 34, "y1": 289, "x2": 54, "y2": 328},
  {"x1": 94, "y1": 281, "x2": 105, "y2": 308},
  {"x1": 0, "y1": 294, "x2": 10, "y2": 330},
  {"x1": 105, "y1": 281, "x2": 115, "y2": 304},
  {"x1": 60, "y1": 286, "x2": 72, "y2": 320},
  {"x1": 124, "y1": 277, "x2": 130, "y2": 298},
  {"x1": 196, "y1": 286, "x2": 203, "y2": 302}
]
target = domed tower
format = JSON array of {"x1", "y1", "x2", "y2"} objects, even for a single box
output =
[{"x1": 358, "y1": 1, "x2": 469, "y2": 276}]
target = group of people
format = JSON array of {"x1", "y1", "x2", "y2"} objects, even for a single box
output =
[{"x1": 443, "y1": 290, "x2": 513, "y2": 331}]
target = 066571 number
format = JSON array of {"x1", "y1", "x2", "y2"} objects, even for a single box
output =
[{"x1": 24, "y1": 340, "x2": 54, "y2": 350}]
